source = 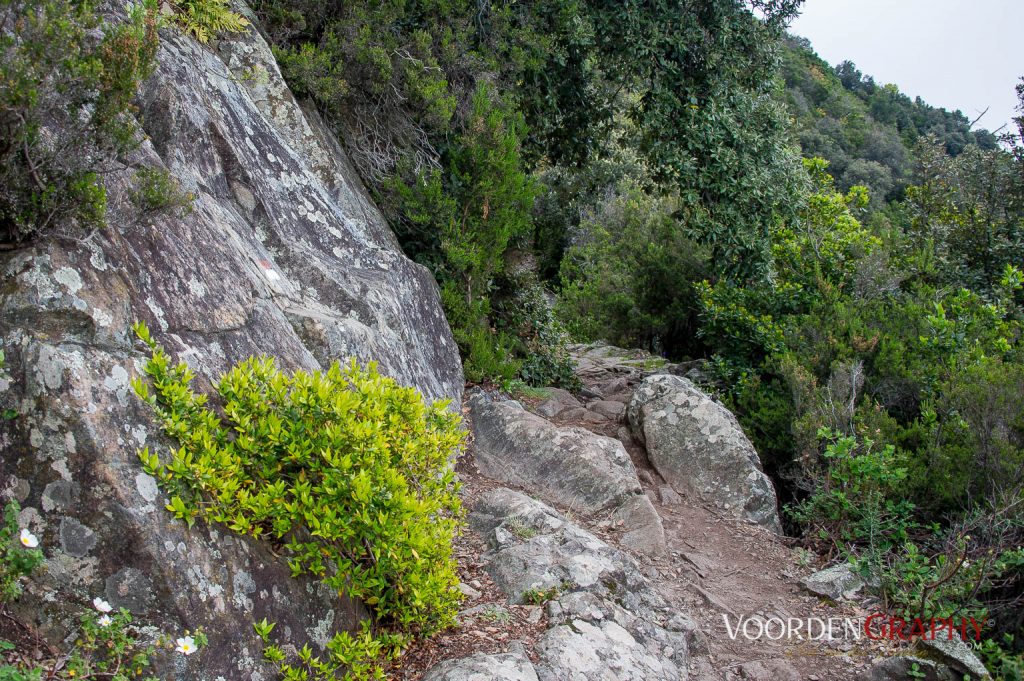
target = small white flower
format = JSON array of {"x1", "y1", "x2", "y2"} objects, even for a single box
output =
[
  {"x1": 19, "y1": 529, "x2": 38, "y2": 548},
  {"x1": 93, "y1": 597, "x2": 113, "y2": 613},
  {"x1": 97, "y1": 614, "x2": 112, "y2": 627},
  {"x1": 175, "y1": 636, "x2": 196, "y2": 655}
]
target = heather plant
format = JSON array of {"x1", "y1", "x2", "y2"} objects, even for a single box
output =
[{"x1": 0, "y1": 0, "x2": 159, "y2": 243}]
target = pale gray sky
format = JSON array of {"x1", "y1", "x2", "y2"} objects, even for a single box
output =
[{"x1": 789, "y1": 0, "x2": 1024, "y2": 135}]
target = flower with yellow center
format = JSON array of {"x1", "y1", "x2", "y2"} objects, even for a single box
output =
[
  {"x1": 93, "y1": 597, "x2": 113, "y2": 613},
  {"x1": 175, "y1": 636, "x2": 196, "y2": 655},
  {"x1": 19, "y1": 529, "x2": 38, "y2": 548}
]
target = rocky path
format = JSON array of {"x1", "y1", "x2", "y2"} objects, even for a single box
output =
[
  {"x1": 404, "y1": 343, "x2": 983, "y2": 681},
  {"x1": 536, "y1": 346, "x2": 877, "y2": 680}
]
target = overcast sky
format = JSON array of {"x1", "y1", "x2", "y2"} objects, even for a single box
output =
[{"x1": 789, "y1": 0, "x2": 1023, "y2": 135}]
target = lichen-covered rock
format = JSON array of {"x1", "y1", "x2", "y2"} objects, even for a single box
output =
[
  {"x1": 463, "y1": 489, "x2": 699, "y2": 680},
  {"x1": 920, "y1": 635, "x2": 991, "y2": 680},
  {"x1": 801, "y1": 563, "x2": 866, "y2": 601},
  {"x1": 469, "y1": 391, "x2": 641, "y2": 514},
  {"x1": 0, "y1": 7, "x2": 460, "y2": 678},
  {"x1": 530, "y1": 388, "x2": 582, "y2": 419},
  {"x1": 627, "y1": 374, "x2": 781, "y2": 532},
  {"x1": 469, "y1": 391, "x2": 666, "y2": 555},
  {"x1": 421, "y1": 645, "x2": 540, "y2": 681}
]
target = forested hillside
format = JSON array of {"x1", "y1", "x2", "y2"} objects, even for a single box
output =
[
  {"x1": 249, "y1": 1, "x2": 1024, "y2": 674},
  {"x1": 1, "y1": 0, "x2": 1022, "y2": 677},
  {"x1": 780, "y1": 35, "x2": 1000, "y2": 205}
]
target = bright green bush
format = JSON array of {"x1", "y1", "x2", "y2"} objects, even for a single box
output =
[
  {"x1": 130, "y1": 322, "x2": 465, "y2": 678},
  {"x1": 0, "y1": 0, "x2": 159, "y2": 243}
]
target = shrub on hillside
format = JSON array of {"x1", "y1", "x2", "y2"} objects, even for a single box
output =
[
  {"x1": 131, "y1": 322, "x2": 465, "y2": 678},
  {"x1": 0, "y1": 0, "x2": 159, "y2": 244}
]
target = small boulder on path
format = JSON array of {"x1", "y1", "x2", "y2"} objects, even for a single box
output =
[
  {"x1": 470, "y1": 391, "x2": 640, "y2": 513},
  {"x1": 469, "y1": 391, "x2": 666, "y2": 556},
  {"x1": 801, "y1": 563, "x2": 866, "y2": 601},
  {"x1": 627, "y1": 374, "x2": 781, "y2": 532}
]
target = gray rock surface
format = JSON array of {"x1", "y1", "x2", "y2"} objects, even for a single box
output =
[
  {"x1": 611, "y1": 495, "x2": 667, "y2": 557},
  {"x1": 531, "y1": 388, "x2": 582, "y2": 419},
  {"x1": 587, "y1": 399, "x2": 626, "y2": 420},
  {"x1": 858, "y1": 656, "x2": 961, "y2": 681},
  {"x1": 801, "y1": 563, "x2": 866, "y2": 601},
  {"x1": 0, "y1": 8, "x2": 460, "y2": 678},
  {"x1": 920, "y1": 635, "x2": 991, "y2": 679},
  {"x1": 627, "y1": 374, "x2": 781, "y2": 531},
  {"x1": 460, "y1": 488, "x2": 699, "y2": 681},
  {"x1": 422, "y1": 645, "x2": 540, "y2": 681},
  {"x1": 469, "y1": 391, "x2": 665, "y2": 555},
  {"x1": 469, "y1": 392, "x2": 639, "y2": 513}
]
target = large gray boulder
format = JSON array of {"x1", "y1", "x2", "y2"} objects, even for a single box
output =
[
  {"x1": 469, "y1": 391, "x2": 665, "y2": 555},
  {"x1": 627, "y1": 374, "x2": 781, "y2": 532},
  {"x1": 470, "y1": 391, "x2": 640, "y2": 513},
  {"x1": 0, "y1": 8, "x2": 461, "y2": 679}
]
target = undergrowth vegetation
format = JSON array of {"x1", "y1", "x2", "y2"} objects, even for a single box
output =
[
  {"x1": 130, "y1": 322, "x2": 465, "y2": 680},
  {"x1": 0, "y1": 0, "x2": 159, "y2": 244},
  {"x1": 169, "y1": 0, "x2": 248, "y2": 43},
  {"x1": 241, "y1": 0, "x2": 1024, "y2": 664},
  {"x1": 0, "y1": 501, "x2": 205, "y2": 680}
]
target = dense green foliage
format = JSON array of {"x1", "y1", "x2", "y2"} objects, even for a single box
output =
[
  {"x1": 131, "y1": 323, "x2": 465, "y2": 680},
  {"x1": 248, "y1": 0, "x2": 805, "y2": 385},
  {"x1": 0, "y1": 0, "x2": 159, "y2": 243},
  {"x1": 550, "y1": 29, "x2": 1024, "y2": 669}
]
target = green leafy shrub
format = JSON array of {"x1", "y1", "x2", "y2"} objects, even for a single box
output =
[
  {"x1": 131, "y1": 168, "x2": 195, "y2": 214},
  {"x1": 258, "y1": 619, "x2": 402, "y2": 681},
  {"x1": 493, "y1": 273, "x2": 579, "y2": 390},
  {"x1": 170, "y1": 0, "x2": 249, "y2": 44},
  {"x1": 0, "y1": 0, "x2": 159, "y2": 243},
  {"x1": 979, "y1": 635, "x2": 1024, "y2": 681},
  {"x1": 130, "y1": 322, "x2": 465, "y2": 677},
  {"x1": 788, "y1": 429, "x2": 915, "y2": 562}
]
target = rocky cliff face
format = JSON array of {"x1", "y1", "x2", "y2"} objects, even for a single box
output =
[{"x1": 0, "y1": 8, "x2": 461, "y2": 678}]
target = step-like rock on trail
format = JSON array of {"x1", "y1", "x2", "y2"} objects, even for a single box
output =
[
  {"x1": 468, "y1": 390, "x2": 666, "y2": 556},
  {"x1": 433, "y1": 488, "x2": 702, "y2": 681}
]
